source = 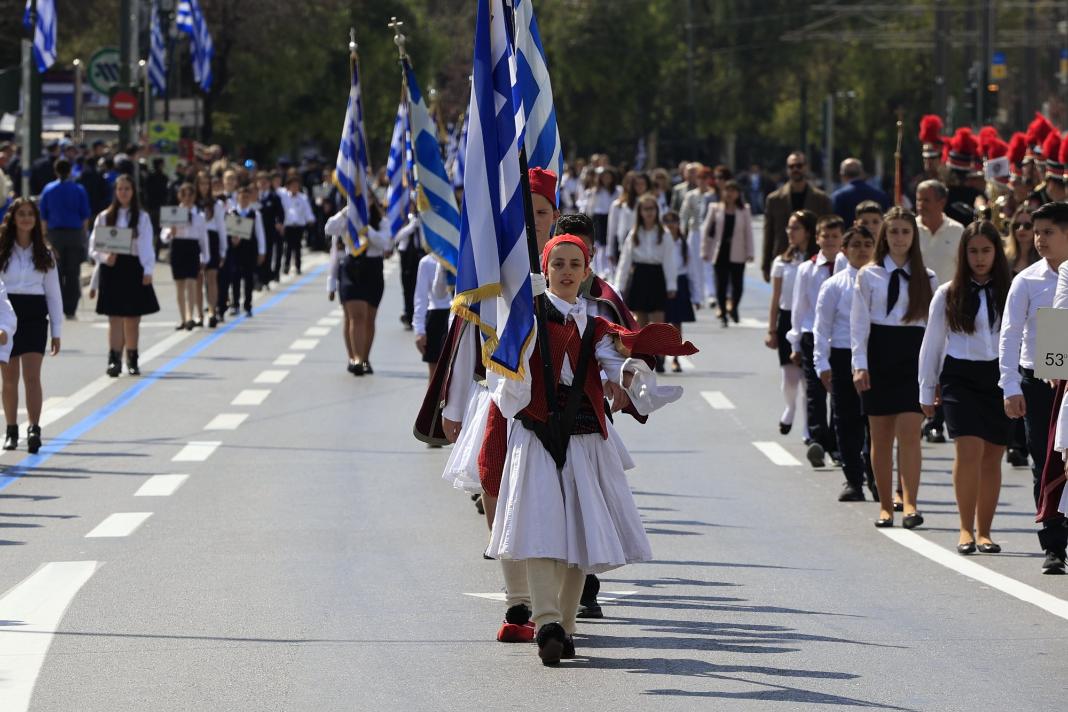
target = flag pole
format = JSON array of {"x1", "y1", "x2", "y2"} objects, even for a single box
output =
[{"x1": 390, "y1": 17, "x2": 419, "y2": 221}]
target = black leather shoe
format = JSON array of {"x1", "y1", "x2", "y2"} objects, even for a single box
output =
[
  {"x1": 902, "y1": 512, "x2": 925, "y2": 529},
  {"x1": 106, "y1": 350, "x2": 122, "y2": 378},
  {"x1": 893, "y1": 501, "x2": 904, "y2": 512},
  {"x1": 126, "y1": 350, "x2": 140, "y2": 376},
  {"x1": 1042, "y1": 550, "x2": 1066, "y2": 574},
  {"x1": 193, "y1": 319, "x2": 204, "y2": 328},
  {"x1": 838, "y1": 483, "x2": 865, "y2": 502},
  {"x1": 561, "y1": 635, "x2": 576, "y2": 659},
  {"x1": 924, "y1": 427, "x2": 946, "y2": 443},
  {"x1": 874, "y1": 516, "x2": 893, "y2": 528},
  {"x1": 806, "y1": 443, "x2": 826, "y2": 468},
  {"x1": 536, "y1": 622, "x2": 567, "y2": 666},
  {"x1": 779, "y1": 421, "x2": 792, "y2": 435},
  {"x1": 363, "y1": 362, "x2": 374, "y2": 375},
  {"x1": 957, "y1": 542, "x2": 976, "y2": 555},
  {"x1": 3, "y1": 424, "x2": 17, "y2": 450},
  {"x1": 26, "y1": 425, "x2": 41, "y2": 454},
  {"x1": 184, "y1": 320, "x2": 195, "y2": 331},
  {"x1": 1006, "y1": 448, "x2": 1029, "y2": 467},
  {"x1": 208, "y1": 315, "x2": 218, "y2": 328},
  {"x1": 351, "y1": 362, "x2": 365, "y2": 376},
  {"x1": 977, "y1": 542, "x2": 1001, "y2": 554}
]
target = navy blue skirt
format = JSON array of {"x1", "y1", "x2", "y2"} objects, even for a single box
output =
[
  {"x1": 940, "y1": 356, "x2": 1009, "y2": 445},
  {"x1": 665, "y1": 274, "x2": 696, "y2": 324}
]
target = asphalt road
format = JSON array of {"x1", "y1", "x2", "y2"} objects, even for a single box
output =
[{"x1": 1, "y1": 225, "x2": 1067, "y2": 711}]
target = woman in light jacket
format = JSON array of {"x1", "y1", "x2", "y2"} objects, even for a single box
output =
[{"x1": 701, "y1": 180, "x2": 754, "y2": 326}]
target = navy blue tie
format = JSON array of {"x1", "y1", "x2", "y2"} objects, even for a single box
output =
[
  {"x1": 886, "y1": 268, "x2": 908, "y2": 315},
  {"x1": 970, "y1": 282, "x2": 997, "y2": 330}
]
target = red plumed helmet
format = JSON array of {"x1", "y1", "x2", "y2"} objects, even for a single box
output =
[
  {"x1": 986, "y1": 137, "x2": 1008, "y2": 160},
  {"x1": 978, "y1": 125, "x2": 1000, "y2": 156},
  {"x1": 1059, "y1": 132, "x2": 1068, "y2": 166},
  {"x1": 919, "y1": 114, "x2": 944, "y2": 159},
  {"x1": 1007, "y1": 132, "x2": 1028, "y2": 166},
  {"x1": 1026, "y1": 112, "x2": 1055, "y2": 152},
  {"x1": 1046, "y1": 131, "x2": 1066, "y2": 178},
  {"x1": 946, "y1": 127, "x2": 979, "y2": 171}
]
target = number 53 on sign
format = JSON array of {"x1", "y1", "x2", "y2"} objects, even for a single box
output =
[{"x1": 1036, "y1": 308, "x2": 1068, "y2": 379}]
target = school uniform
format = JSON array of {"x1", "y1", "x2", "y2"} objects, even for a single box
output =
[
  {"x1": 664, "y1": 237, "x2": 701, "y2": 324},
  {"x1": 851, "y1": 255, "x2": 939, "y2": 416},
  {"x1": 224, "y1": 204, "x2": 266, "y2": 313},
  {"x1": 325, "y1": 211, "x2": 393, "y2": 308},
  {"x1": 770, "y1": 253, "x2": 803, "y2": 366},
  {"x1": 614, "y1": 227, "x2": 677, "y2": 313},
  {"x1": 89, "y1": 209, "x2": 160, "y2": 317},
  {"x1": 395, "y1": 216, "x2": 425, "y2": 327},
  {"x1": 789, "y1": 252, "x2": 840, "y2": 452},
  {"x1": 198, "y1": 199, "x2": 229, "y2": 270},
  {"x1": 584, "y1": 186, "x2": 618, "y2": 276},
  {"x1": 0, "y1": 244, "x2": 63, "y2": 356},
  {"x1": 814, "y1": 264, "x2": 867, "y2": 490},
  {"x1": 258, "y1": 189, "x2": 284, "y2": 282},
  {"x1": 413, "y1": 254, "x2": 451, "y2": 364},
  {"x1": 605, "y1": 200, "x2": 635, "y2": 265},
  {"x1": 161, "y1": 209, "x2": 209, "y2": 280},
  {"x1": 279, "y1": 189, "x2": 315, "y2": 274},
  {"x1": 919, "y1": 282, "x2": 1008, "y2": 444},
  {"x1": 1050, "y1": 263, "x2": 1068, "y2": 517}
]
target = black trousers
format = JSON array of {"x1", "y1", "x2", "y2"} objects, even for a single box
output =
[
  {"x1": 400, "y1": 244, "x2": 425, "y2": 322},
  {"x1": 1019, "y1": 368, "x2": 1068, "y2": 553},
  {"x1": 282, "y1": 226, "x2": 304, "y2": 274},
  {"x1": 713, "y1": 261, "x2": 745, "y2": 313},
  {"x1": 268, "y1": 227, "x2": 286, "y2": 280},
  {"x1": 47, "y1": 227, "x2": 86, "y2": 316},
  {"x1": 800, "y1": 332, "x2": 837, "y2": 453},
  {"x1": 830, "y1": 348, "x2": 866, "y2": 488},
  {"x1": 230, "y1": 251, "x2": 256, "y2": 310}
]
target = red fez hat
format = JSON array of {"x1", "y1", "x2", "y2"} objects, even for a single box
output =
[
  {"x1": 541, "y1": 233, "x2": 589, "y2": 273},
  {"x1": 528, "y1": 167, "x2": 558, "y2": 209}
]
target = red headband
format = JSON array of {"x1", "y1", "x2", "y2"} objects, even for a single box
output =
[{"x1": 541, "y1": 234, "x2": 590, "y2": 274}]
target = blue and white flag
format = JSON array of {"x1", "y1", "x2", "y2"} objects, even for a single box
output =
[
  {"x1": 334, "y1": 58, "x2": 374, "y2": 257},
  {"x1": 176, "y1": 0, "x2": 213, "y2": 92},
  {"x1": 450, "y1": 109, "x2": 469, "y2": 190},
  {"x1": 404, "y1": 58, "x2": 460, "y2": 274},
  {"x1": 22, "y1": 0, "x2": 56, "y2": 73},
  {"x1": 149, "y1": 2, "x2": 168, "y2": 96},
  {"x1": 385, "y1": 100, "x2": 411, "y2": 240},
  {"x1": 453, "y1": 0, "x2": 533, "y2": 380},
  {"x1": 514, "y1": 0, "x2": 562, "y2": 179}
]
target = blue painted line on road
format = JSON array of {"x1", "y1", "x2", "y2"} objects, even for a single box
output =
[{"x1": 0, "y1": 264, "x2": 328, "y2": 492}]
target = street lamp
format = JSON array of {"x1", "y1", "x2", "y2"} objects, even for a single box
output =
[{"x1": 72, "y1": 58, "x2": 83, "y2": 143}]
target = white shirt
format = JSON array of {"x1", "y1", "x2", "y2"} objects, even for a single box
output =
[
  {"x1": 770, "y1": 254, "x2": 803, "y2": 311},
  {"x1": 89, "y1": 208, "x2": 156, "y2": 276},
  {"x1": 998, "y1": 258, "x2": 1061, "y2": 398},
  {"x1": 1053, "y1": 262, "x2": 1068, "y2": 455},
  {"x1": 0, "y1": 283, "x2": 16, "y2": 363},
  {"x1": 325, "y1": 211, "x2": 393, "y2": 259},
  {"x1": 606, "y1": 201, "x2": 635, "y2": 261},
  {"x1": 850, "y1": 255, "x2": 939, "y2": 370},
  {"x1": 1056, "y1": 261, "x2": 1068, "y2": 309},
  {"x1": 413, "y1": 254, "x2": 452, "y2": 336},
  {"x1": 673, "y1": 236, "x2": 704, "y2": 304},
  {"x1": 0, "y1": 243, "x2": 63, "y2": 338},
  {"x1": 614, "y1": 227, "x2": 678, "y2": 294},
  {"x1": 917, "y1": 214, "x2": 965, "y2": 284},
  {"x1": 919, "y1": 281, "x2": 1001, "y2": 405},
  {"x1": 197, "y1": 199, "x2": 229, "y2": 261},
  {"x1": 393, "y1": 216, "x2": 421, "y2": 250},
  {"x1": 229, "y1": 204, "x2": 267, "y2": 255},
  {"x1": 583, "y1": 187, "x2": 616, "y2": 216},
  {"x1": 160, "y1": 208, "x2": 209, "y2": 264},
  {"x1": 788, "y1": 251, "x2": 839, "y2": 349},
  {"x1": 279, "y1": 189, "x2": 315, "y2": 226},
  {"x1": 812, "y1": 264, "x2": 858, "y2": 374}
]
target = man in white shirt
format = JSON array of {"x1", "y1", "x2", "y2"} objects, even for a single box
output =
[
  {"x1": 999, "y1": 200, "x2": 1068, "y2": 574},
  {"x1": 916, "y1": 179, "x2": 965, "y2": 443}
]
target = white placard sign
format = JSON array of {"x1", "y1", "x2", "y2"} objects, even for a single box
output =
[
  {"x1": 160, "y1": 206, "x2": 190, "y2": 225},
  {"x1": 1035, "y1": 307, "x2": 1068, "y2": 380},
  {"x1": 225, "y1": 214, "x2": 254, "y2": 240},
  {"x1": 95, "y1": 227, "x2": 134, "y2": 255}
]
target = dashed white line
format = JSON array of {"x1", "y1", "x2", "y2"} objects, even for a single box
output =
[
  {"x1": 330, "y1": 308, "x2": 343, "y2": 317},
  {"x1": 135, "y1": 474, "x2": 189, "y2": 497},
  {"x1": 254, "y1": 369, "x2": 289, "y2": 384},
  {"x1": 85, "y1": 512, "x2": 153, "y2": 538},
  {"x1": 304, "y1": 326, "x2": 330, "y2": 337},
  {"x1": 0, "y1": 561, "x2": 99, "y2": 712},
  {"x1": 701, "y1": 391, "x2": 735, "y2": 410},
  {"x1": 204, "y1": 413, "x2": 249, "y2": 430},
  {"x1": 232, "y1": 389, "x2": 270, "y2": 406},
  {"x1": 752, "y1": 441, "x2": 803, "y2": 467},
  {"x1": 317, "y1": 317, "x2": 341, "y2": 326},
  {"x1": 172, "y1": 441, "x2": 222, "y2": 462},
  {"x1": 678, "y1": 355, "x2": 696, "y2": 371},
  {"x1": 289, "y1": 339, "x2": 319, "y2": 350},
  {"x1": 274, "y1": 353, "x2": 305, "y2": 366}
]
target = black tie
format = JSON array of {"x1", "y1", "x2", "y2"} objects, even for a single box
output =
[
  {"x1": 969, "y1": 282, "x2": 997, "y2": 330},
  {"x1": 886, "y1": 268, "x2": 908, "y2": 315}
]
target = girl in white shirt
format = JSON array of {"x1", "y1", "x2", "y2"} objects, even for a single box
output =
[
  {"x1": 160, "y1": 183, "x2": 209, "y2": 331},
  {"x1": 582, "y1": 168, "x2": 619, "y2": 275},
  {"x1": 765, "y1": 209, "x2": 817, "y2": 435},
  {"x1": 89, "y1": 174, "x2": 160, "y2": 378},
  {"x1": 614, "y1": 194, "x2": 678, "y2": 331},
  {"x1": 662, "y1": 210, "x2": 702, "y2": 372},
  {"x1": 0, "y1": 197, "x2": 60, "y2": 454},
  {"x1": 194, "y1": 171, "x2": 228, "y2": 328},
  {"x1": 919, "y1": 221, "x2": 1011, "y2": 554},
  {"x1": 606, "y1": 171, "x2": 649, "y2": 270},
  {"x1": 851, "y1": 207, "x2": 937, "y2": 529}
]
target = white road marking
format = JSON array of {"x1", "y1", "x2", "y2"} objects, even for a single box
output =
[
  {"x1": 135, "y1": 474, "x2": 189, "y2": 497},
  {"x1": 304, "y1": 326, "x2": 330, "y2": 337},
  {"x1": 85, "y1": 512, "x2": 153, "y2": 538},
  {"x1": 0, "y1": 561, "x2": 99, "y2": 712},
  {"x1": 317, "y1": 317, "x2": 341, "y2": 326},
  {"x1": 172, "y1": 441, "x2": 221, "y2": 462},
  {"x1": 254, "y1": 369, "x2": 289, "y2": 384},
  {"x1": 204, "y1": 413, "x2": 249, "y2": 430},
  {"x1": 274, "y1": 353, "x2": 305, "y2": 366},
  {"x1": 330, "y1": 308, "x2": 343, "y2": 317},
  {"x1": 678, "y1": 355, "x2": 696, "y2": 371},
  {"x1": 289, "y1": 339, "x2": 319, "y2": 350},
  {"x1": 881, "y1": 529, "x2": 1068, "y2": 622},
  {"x1": 752, "y1": 441, "x2": 803, "y2": 466},
  {"x1": 734, "y1": 317, "x2": 770, "y2": 330},
  {"x1": 701, "y1": 391, "x2": 735, "y2": 410},
  {"x1": 232, "y1": 389, "x2": 270, "y2": 406},
  {"x1": 464, "y1": 591, "x2": 638, "y2": 603}
]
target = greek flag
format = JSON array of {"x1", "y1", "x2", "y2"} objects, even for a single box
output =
[
  {"x1": 176, "y1": 0, "x2": 213, "y2": 92},
  {"x1": 22, "y1": 0, "x2": 56, "y2": 73},
  {"x1": 451, "y1": 109, "x2": 469, "y2": 189},
  {"x1": 334, "y1": 59, "x2": 374, "y2": 257},
  {"x1": 385, "y1": 100, "x2": 411, "y2": 239},
  {"x1": 453, "y1": 0, "x2": 533, "y2": 379},
  {"x1": 403, "y1": 58, "x2": 460, "y2": 274},
  {"x1": 514, "y1": 0, "x2": 562, "y2": 178},
  {"x1": 149, "y1": 2, "x2": 167, "y2": 96}
]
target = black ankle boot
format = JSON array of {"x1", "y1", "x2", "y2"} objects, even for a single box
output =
[
  {"x1": 106, "y1": 350, "x2": 122, "y2": 377},
  {"x1": 3, "y1": 424, "x2": 17, "y2": 450},
  {"x1": 26, "y1": 424, "x2": 41, "y2": 454},
  {"x1": 126, "y1": 349, "x2": 140, "y2": 376}
]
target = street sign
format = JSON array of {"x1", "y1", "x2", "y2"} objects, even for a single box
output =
[
  {"x1": 991, "y1": 51, "x2": 1007, "y2": 81},
  {"x1": 108, "y1": 89, "x2": 138, "y2": 122},
  {"x1": 87, "y1": 47, "x2": 121, "y2": 95}
]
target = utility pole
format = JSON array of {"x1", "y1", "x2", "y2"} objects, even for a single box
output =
[
  {"x1": 20, "y1": 0, "x2": 37, "y2": 197},
  {"x1": 118, "y1": 0, "x2": 139, "y2": 147},
  {"x1": 1025, "y1": 4, "x2": 1037, "y2": 123},
  {"x1": 163, "y1": 0, "x2": 176, "y2": 121},
  {"x1": 73, "y1": 58, "x2": 83, "y2": 144},
  {"x1": 979, "y1": 0, "x2": 993, "y2": 125},
  {"x1": 934, "y1": 0, "x2": 947, "y2": 118}
]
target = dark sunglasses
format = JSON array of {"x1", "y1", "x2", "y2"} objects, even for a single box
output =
[{"x1": 1013, "y1": 222, "x2": 1033, "y2": 230}]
